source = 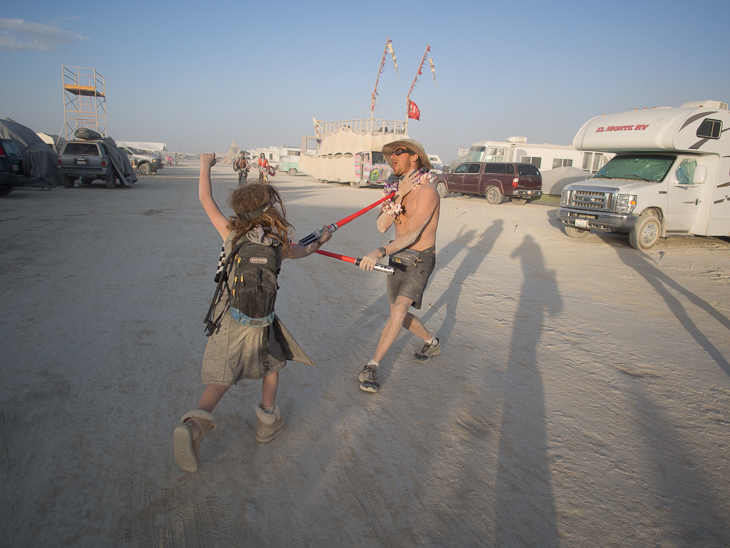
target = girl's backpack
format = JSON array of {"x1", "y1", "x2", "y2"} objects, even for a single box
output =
[{"x1": 204, "y1": 240, "x2": 281, "y2": 335}]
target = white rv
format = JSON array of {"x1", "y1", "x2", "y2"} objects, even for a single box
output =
[
  {"x1": 459, "y1": 137, "x2": 611, "y2": 174},
  {"x1": 558, "y1": 100, "x2": 730, "y2": 250}
]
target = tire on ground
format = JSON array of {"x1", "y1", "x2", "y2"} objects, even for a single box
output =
[{"x1": 629, "y1": 213, "x2": 661, "y2": 250}]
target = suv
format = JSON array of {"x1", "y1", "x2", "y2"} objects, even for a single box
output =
[
  {"x1": 118, "y1": 146, "x2": 163, "y2": 175},
  {"x1": 58, "y1": 140, "x2": 117, "y2": 188},
  {"x1": 0, "y1": 138, "x2": 24, "y2": 195},
  {"x1": 434, "y1": 162, "x2": 542, "y2": 204}
]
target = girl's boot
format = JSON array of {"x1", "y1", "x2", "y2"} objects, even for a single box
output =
[
  {"x1": 174, "y1": 410, "x2": 216, "y2": 472},
  {"x1": 254, "y1": 404, "x2": 286, "y2": 442}
]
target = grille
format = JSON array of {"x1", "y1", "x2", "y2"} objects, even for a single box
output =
[{"x1": 570, "y1": 190, "x2": 609, "y2": 210}]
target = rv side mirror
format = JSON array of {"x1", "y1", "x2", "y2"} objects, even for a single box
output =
[{"x1": 693, "y1": 165, "x2": 707, "y2": 184}]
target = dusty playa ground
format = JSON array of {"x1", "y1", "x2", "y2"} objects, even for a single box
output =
[{"x1": 1, "y1": 162, "x2": 729, "y2": 547}]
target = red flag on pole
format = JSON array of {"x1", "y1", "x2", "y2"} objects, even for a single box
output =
[{"x1": 407, "y1": 99, "x2": 420, "y2": 120}]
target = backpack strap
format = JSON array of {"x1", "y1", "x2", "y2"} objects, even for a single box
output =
[{"x1": 204, "y1": 240, "x2": 248, "y2": 336}]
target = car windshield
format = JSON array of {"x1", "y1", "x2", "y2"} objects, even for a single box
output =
[{"x1": 592, "y1": 154, "x2": 675, "y2": 182}]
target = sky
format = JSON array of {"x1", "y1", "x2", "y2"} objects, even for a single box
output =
[{"x1": 1, "y1": 0, "x2": 729, "y2": 164}]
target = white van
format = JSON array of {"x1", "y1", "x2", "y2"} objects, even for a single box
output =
[{"x1": 558, "y1": 100, "x2": 730, "y2": 250}]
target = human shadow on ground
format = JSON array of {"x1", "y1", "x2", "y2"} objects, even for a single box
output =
[
  {"x1": 419, "y1": 220, "x2": 504, "y2": 342},
  {"x1": 616, "y1": 248, "x2": 730, "y2": 376},
  {"x1": 495, "y1": 234, "x2": 562, "y2": 546}
]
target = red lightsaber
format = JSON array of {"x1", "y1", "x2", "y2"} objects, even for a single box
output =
[
  {"x1": 298, "y1": 192, "x2": 396, "y2": 246},
  {"x1": 315, "y1": 249, "x2": 394, "y2": 274}
]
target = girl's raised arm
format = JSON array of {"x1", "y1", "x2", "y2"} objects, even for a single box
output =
[{"x1": 199, "y1": 153, "x2": 231, "y2": 240}]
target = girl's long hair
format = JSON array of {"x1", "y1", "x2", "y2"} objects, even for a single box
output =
[{"x1": 227, "y1": 183, "x2": 294, "y2": 252}]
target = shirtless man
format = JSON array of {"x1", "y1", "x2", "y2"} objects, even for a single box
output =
[{"x1": 357, "y1": 139, "x2": 441, "y2": 393}]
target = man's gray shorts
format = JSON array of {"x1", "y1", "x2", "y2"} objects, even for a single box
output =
[{"x1": 386, "y1": 246, "x2": 436, "y2": 310}]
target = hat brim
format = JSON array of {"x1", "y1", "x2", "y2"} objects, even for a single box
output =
[{"x1": 382, "y1": 139, "x2": 432, "y2": 171}]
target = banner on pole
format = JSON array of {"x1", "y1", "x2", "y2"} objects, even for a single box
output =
[{"x1": 407, "y1": 100, "x2": 420, "y2": 120}]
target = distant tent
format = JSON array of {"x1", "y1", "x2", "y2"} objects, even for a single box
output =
[
  {"x1": 0, "y1": 118, "x2": 62, "y2": 187},
  {"x1": 221, "y1": 140, "x2": 240, "y2": 164}
]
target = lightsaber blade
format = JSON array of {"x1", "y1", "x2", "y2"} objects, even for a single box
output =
[{"x1": 298, "y1": 192, "x2": 396, "y2": 246}]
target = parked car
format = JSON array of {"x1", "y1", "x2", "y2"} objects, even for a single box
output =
[
  {"x1": 58, "y1": 140, "x2": 118, "y2": 188},
  {"x1": 0, "y1": 138, "x2": 24, "y2": 195},
  {"x1": 433, "y1": 162, "x2": 542, "y2": 204},
  {"x1": 118, "y1": 146, "x2": 163, "y2": 175}
]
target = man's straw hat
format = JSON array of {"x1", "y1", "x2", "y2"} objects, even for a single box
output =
[{"x1": 381, "y1": 139, "x2": 432, "y2": 171}]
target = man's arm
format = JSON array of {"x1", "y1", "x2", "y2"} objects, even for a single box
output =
[{"x1": 199, "y1": 153, "x2": 231, "y2": 240}]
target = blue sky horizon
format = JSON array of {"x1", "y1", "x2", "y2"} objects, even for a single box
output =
[{"x1": 2, "y1": 0, "x2": 729, "y2": 163}]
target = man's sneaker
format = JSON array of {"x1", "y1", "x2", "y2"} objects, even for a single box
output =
[
  {"x1": 413, "y1": 338, "x2": 441, "y2": 364},
  {"x1": 358, "y1": 364, "x2": 379, "y2": 393}
]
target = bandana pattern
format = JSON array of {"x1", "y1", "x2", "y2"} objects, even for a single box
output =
[{"x1": 381, "y1": 170, "x2": 434, "y2": 221}]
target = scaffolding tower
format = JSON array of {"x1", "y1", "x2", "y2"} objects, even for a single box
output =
[{"x1": 62, "y1": 65, "x2": 107, "y2": 140}]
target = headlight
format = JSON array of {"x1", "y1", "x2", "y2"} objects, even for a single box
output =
[
  {"x1": 616, "y1": 194, "x2": 637, "y2": 214},
  {"x1": 560, "y1": 188, "x2": 569, "y2": 207}
]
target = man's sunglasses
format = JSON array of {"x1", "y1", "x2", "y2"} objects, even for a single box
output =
[{"x1": 392, "y1": 147, "x2": 415, "y2": 156}]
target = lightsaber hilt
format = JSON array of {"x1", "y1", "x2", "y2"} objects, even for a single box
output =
[
  {"x1": 353, "y1": 258, "x2": 395, "y2": 274},
  {"x1": 315, "y1": 249, "x2": 394, "y2": 274}
]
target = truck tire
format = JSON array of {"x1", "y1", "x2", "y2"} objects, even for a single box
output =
[
  {"x1": 81, "y1": 178, "x2": 93, "y2": 185},
  {"x1": 565, "y1": 226, "x2": 589, "y2": 238},
  {"x1": 63, "y1": 176, "x2": 75, "y2": 188},
  {"x1": 511, "y1": 197, "x2": 527, "y2": 205},
  {"x1": 139, "y1": 163, "x2": 151, "y2": 175},
  {"x1": 288, "y1": 168, "x2": 297, "y2": 175},
  {"x1": 0, "y1": 185, "x2": 13, "y2": 196},
  {"x1": 485, "y1": 186, "x2": 502, "y2": 205},
  {"x1": 629, "y1": 213, "x2": 661, "y2": 250},
  {"x1": 436, "y1": 181, "x2": 446, "y2": 198}
]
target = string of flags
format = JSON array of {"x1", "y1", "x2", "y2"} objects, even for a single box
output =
[
  {"x1": 370, "y1": 39, "x2": 436, "y2": 120},
  {"x1": 371, "y1": 37, "x2": 398, "y2": 113},
  {"x1": 406, "y1": 45, "x2": 437, "y2": 121}
]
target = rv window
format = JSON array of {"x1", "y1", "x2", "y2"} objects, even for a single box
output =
[
  {"x1": 675, "y1": 159, "x2": 697, "y2": 185},
  {"x1": 696, "y1": 119, "x2": 722, "y2": 139},
  {"x1": 594, "y1": 154, "x2": 675, "y2": 182},
  {"x1": 582, "y1": 153, "x2": 593, "y2": 171},
  {"x1": 372, "y1": 151, "x2": 386, "y2": 164},
  {"x1": 522, "y1": 156, "x2": 542, "y2": 169},
  {"x1": 465, "y1": 146, "x2": 486, "y2": 162},
  {"x1": 553, "y1": 158, "x2": 573, "y2": 169},
  {"x1": 454, "y1": 164, "x2": 469, "y2": 174},
  {"x1": 467, "y1": 164, "x2": 481, "y2": 174},
  {"x1": 592, "y1": 153, "x2": 604, "y2": 172},
  {"x1": 483, "y1": 164, "x2": 506, "y2": 174},
  {"x1": 485, "y1": 147, "x2": 505, "y2": 162}
]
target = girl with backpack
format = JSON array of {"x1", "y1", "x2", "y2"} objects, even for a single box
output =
[{"x1": 173, "y1": 153, "x2": 332, "y2": 473}]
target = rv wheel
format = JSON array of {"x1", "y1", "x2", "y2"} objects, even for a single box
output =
[
  {"x1": 565, "y1": 226, "x2": 589, "y2": 239},
  {"x1": 629, "y1": 213, "x2": 661, "y2": 250}
]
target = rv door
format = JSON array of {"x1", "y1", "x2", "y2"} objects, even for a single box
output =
[
  {"x1": 667, "y1": 157, "x2": 705, "y2": 231},
  {"x1": 707, "y1": 156, "x2": 730, "y2": 236}
]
